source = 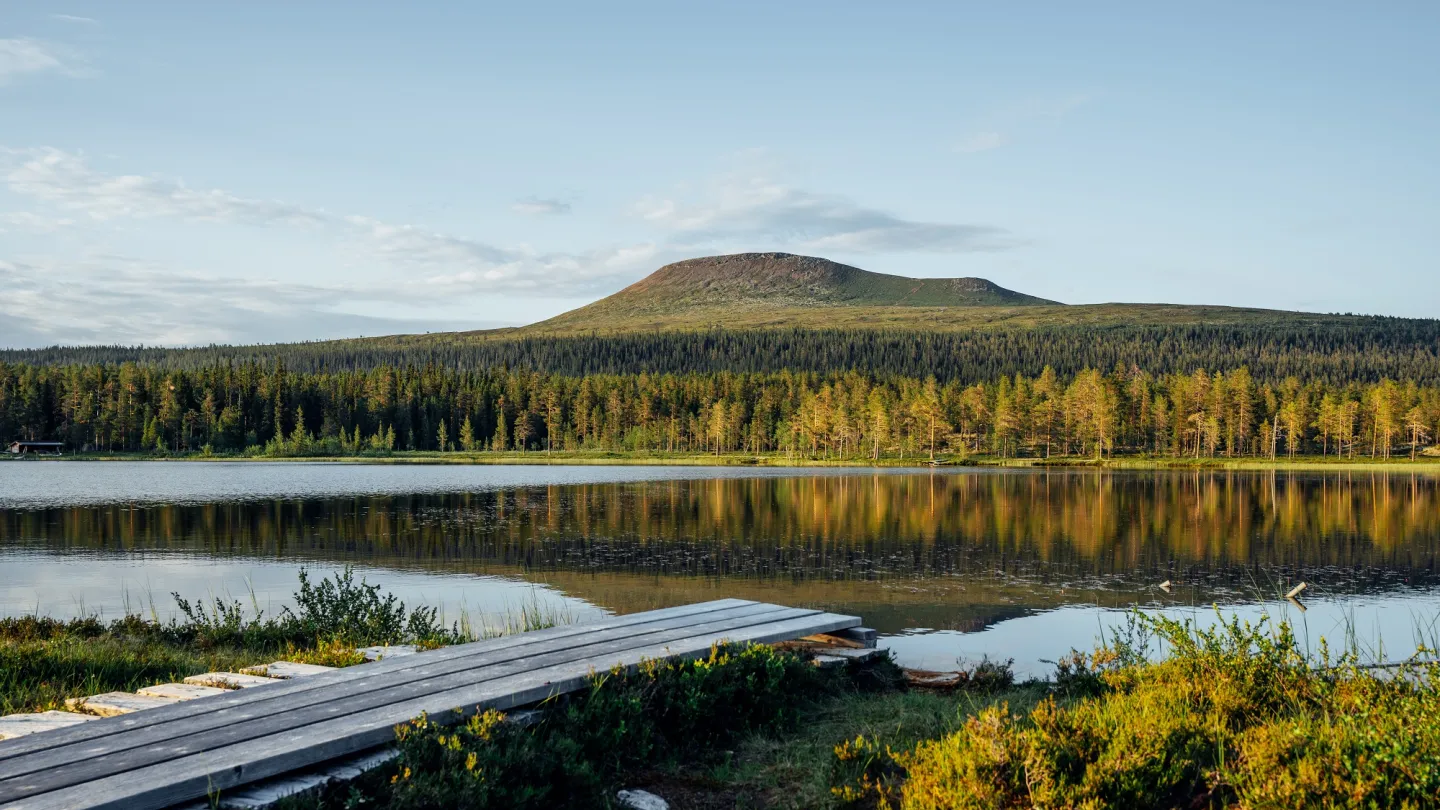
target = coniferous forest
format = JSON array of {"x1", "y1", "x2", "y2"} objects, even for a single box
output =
[
  {"x1": 2, "y1": 357, "x2": 1437, "y2": 460},
  {"x1": 3, "y1": 320, "x2": 1440, "y2": 384}
]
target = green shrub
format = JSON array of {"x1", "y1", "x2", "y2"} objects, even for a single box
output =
[
  {"x1": 313, "y1": 644, "x2": 882, "y2": 810},
  {"x1": 835, "y1": 613, "x2": 1440, "y2": 809}
]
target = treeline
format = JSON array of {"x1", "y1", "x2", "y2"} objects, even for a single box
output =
[
  {"x1": 3, "y1": 320, "x2": 1440, "y2": 384},
  {"x1": 2, "y1": 361, "x2": 1436, "y2": 460}
]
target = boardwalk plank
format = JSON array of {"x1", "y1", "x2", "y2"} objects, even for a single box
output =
[
  {"x1": 0, "y1": 604, "x2": 817, "y2": 798},
  {"x1": 0, "y1": 603, "x2": 794, "y2": 787},
  {"x1": 11, "y1": 610, "x2": 855, "y2": 810},
  {"x1": 0, "y1": 599, "x2": 752, "y2": 763},
  {"x1": 0, "y1": 602, "x2": 858, "y2": 810}
]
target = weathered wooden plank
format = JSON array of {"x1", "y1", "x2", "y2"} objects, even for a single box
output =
[
  {"x1": 0, "y1": 599, "x2": 753, "y2": 763},
  {"x1": 11, "y1": 610, "x2": 858, "y2": 810},
  {"x1": 0, "y1": 714, "x2": 94, "y2": 742},
  {"x1": 0, "y1": 603, "x2": 800, "y2": 791},
  {"x1": 0, "y1": 605, "x2": 818, "y2": 799}
]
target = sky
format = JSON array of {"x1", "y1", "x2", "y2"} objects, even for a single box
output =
[{"x1": 2, "y1": 2, "x2": 1437, "y2": 347}]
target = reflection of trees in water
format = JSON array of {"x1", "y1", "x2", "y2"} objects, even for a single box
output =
[{"x1": 2, "y1": 472, "x2": 1437, "y2": 590}]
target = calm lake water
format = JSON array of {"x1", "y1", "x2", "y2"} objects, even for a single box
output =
[{"x1": 2, "y1": 461, "x2": 1437, "y2": 676}]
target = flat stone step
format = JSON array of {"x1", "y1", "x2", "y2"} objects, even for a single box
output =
[
  {"x1": 67, "y1": 692, "x2": 182, "y2": 717},
  {"x1": 183, "y1": 672, "x2": 281, "y2": 689},
  {"x1": 137, "y1": 683, "x2": 229, "y2": 701},
  {"x1": 802, "y1": 627, "x2": 878, "y2": 649},
  {"x1": 0, "y1": 711, "x2": 97, "y2": 740},
  {"x1": 240, "y1": 661, "x2": 336, "y2": 679},
  {"x1": 356, "y1": 645, "x2": 419, "y2": 661}
]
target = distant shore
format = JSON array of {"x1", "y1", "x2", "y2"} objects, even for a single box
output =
[{"x1": 9, "y1": 450, "x2": 1440, "y2": 472}]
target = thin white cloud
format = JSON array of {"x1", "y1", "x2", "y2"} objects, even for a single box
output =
[
  {"x1": 0, "y1": 38, "x2": 77, "y2": 83},
  {"x1": 3, "y1": 148, "x2": 651, "y2": 296},
  {"x1": 636, "y1": 175, "x2": 1012, "y2": 254},
  {"x1": 50, "y1": 14, "x2": 98, "y2": 25},
  {"x1": 511, "y1": 197, "x2": 572, "y2": 215},
  {"x1": 8, "y1": 148, "x2": 329, "y2": 226},
  {"x1": 0, "y1": 257, "x2": 502, "y2": 347},
  {"x1": 0, "y1": 211, "x2": 74, "y2": 232}
]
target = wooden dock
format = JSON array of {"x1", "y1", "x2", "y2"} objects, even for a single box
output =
[{"x1": 0, "y1": 599, "x2": 860, "y2": 810}]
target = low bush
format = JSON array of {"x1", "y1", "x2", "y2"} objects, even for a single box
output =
[
  {"x1": 834, "y1": 614, "x2": 1440, "y2": 809},
  {"x1": 288, "y1": 644, "x2": 901, "y2": 810}
]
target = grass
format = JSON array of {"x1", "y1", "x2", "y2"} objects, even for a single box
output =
[{"x1": 0, "y1": 568, "x2": 551, "y2": 715}]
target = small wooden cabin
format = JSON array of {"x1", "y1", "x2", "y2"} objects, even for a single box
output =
[{"x1": 7, "y1": 441, "x2": 63, "y2": 455}]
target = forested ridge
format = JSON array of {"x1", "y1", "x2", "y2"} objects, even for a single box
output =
[
  {"x1": 3, "y1": 320, "x2": 1440, "y2": 384},
  {"x1": 3, "y1": 361, "x2": 1436, "y2": 460}
]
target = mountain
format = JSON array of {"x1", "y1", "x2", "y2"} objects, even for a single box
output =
[
  {"x1": 528, "y1": 252, "x2": 1062, "y2": 332},
  {"x1": 520, "y1": 252, "x2": 1329, "y2": 335}
]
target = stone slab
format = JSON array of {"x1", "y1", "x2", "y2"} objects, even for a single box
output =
[
  {"x1": 0, "y1": 711, "x2": 96, "y2": 740},
  {"x1": 137, "y1": 683, "x2": 229, "y2": 701},
  {"x1": 183, "y1": 672, "x2": 280, "y2": 689},
  {"x1": 67, "y1": 692, "x2": 182, "y2": 717},
  {"x1": 356, "y1": 645, "x2": 419, "y2": 661},
  {"x1": 240, "y1": 661, "x2": 337, "y2": 679}
]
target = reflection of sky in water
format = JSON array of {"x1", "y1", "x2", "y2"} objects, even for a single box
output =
[
  {"x1": 0, "y1": 550, "x2": 608, "y2": 635},
  {"x1": 884, "y1": 594, "x2": 1440, "y2": 677},
  {"x1": 0, "y1": 461, "x2": 915, "y2": 509}
]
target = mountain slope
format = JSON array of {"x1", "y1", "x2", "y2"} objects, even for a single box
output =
[
  {"x1": 531, "y1": 252, "x2": 1058, "y2": 332},
  {"x1": 522, "y1": 252, "x2": 1330, "y2": 335}
]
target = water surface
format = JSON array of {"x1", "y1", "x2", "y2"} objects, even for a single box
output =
[{"x1": 2, "y1": 462, "x2": 1436, "y2": 676}]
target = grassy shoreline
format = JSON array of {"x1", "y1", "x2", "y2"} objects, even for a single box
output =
[{"x1": 9, "y1": 449, "x2": 1440, "y2": 472}]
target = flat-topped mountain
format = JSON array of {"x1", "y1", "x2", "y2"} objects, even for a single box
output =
[{"x1": 532, "y1": 252, "x2": 1059, "y2": 331}]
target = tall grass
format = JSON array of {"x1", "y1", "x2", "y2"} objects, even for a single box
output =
[{"x1": 0, "y1": 569, "x2": 569, "y2": 714}]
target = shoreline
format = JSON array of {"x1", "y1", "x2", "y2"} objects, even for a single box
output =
[{"x1": 8, "y1": 451, "x2": 1440, "y2": 472}]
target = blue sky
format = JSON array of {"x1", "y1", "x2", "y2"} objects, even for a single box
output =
[{"x1": 2, "y1": 2, "x2": 1437, "y2": 346}]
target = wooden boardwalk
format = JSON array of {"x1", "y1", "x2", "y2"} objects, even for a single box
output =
[{"x1": 0, "y1": 599, "x2": 859, "y2": 810}]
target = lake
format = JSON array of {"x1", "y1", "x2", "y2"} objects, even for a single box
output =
[{"x1": 2, "y1": 461, "x2": 1437, "y2": 676}]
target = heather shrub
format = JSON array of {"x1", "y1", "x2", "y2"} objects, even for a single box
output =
[
  {"x1": 379, "y1": 643, "x2": 884, "y2": 809},
  {"x1": 835, "y1": 612, "x2": 1439, "y2": 809}
]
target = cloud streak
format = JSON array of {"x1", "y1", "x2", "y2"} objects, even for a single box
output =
[
  {"x1": 3, "y1": 148, "x2": 647, "y2": 296},
  {"x1": 637, "y1": 175, "x2": 1012, "y2": 253},
  {"x1": 0, "y1": 38, "x2": 77, "y2": 83},
  {"x1": 511, "y1": 197, "x2": 572, "y2": 215},
  {"x1": 0, "y1": 257, "x2": 499, "y2": 347}
]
